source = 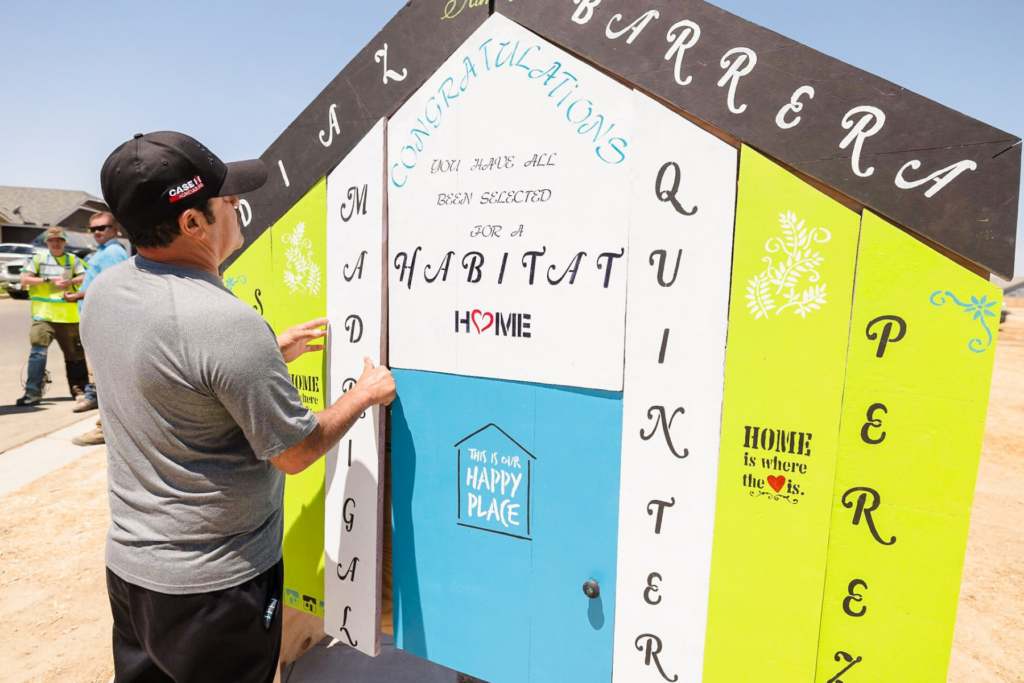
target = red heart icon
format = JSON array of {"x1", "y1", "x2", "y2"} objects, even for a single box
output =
[
  {"x1": 767, "y1": 475, "x2": 786, "y2": 493},
  {"x1": 471, "y1": 309, "x2": 494, "y2": 335}
]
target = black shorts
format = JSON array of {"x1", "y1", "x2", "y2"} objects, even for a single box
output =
[{"x1": 106, "y1": 559, "x2": 284, "y2": 683}]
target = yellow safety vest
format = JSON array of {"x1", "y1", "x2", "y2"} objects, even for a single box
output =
[{"x1": 28, "y1": 253, "x2": 85, "y2": 324}]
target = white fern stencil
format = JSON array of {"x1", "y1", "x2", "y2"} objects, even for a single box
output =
[
  {"x1": 745, "y1": 211, "x2": 831, "y2": 320},
  {"x1": 281, "y1": 222, "x2": 322, "y2": 296}
]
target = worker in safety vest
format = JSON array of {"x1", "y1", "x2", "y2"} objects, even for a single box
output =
[{"x1": 16, "y1": 226, "x2": 89, "y2": 406}]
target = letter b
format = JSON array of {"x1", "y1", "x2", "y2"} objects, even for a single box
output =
[{"x1": 572, "y1": 0, "x2": 601, "y2": 25}]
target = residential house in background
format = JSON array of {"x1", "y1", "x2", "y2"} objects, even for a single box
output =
[
  {"x1": 0, "y1": 186, "x2": 110, "y2": 245},
  {"x1": 997, "y1": 276, "x2": 1024, "y2": 302}
]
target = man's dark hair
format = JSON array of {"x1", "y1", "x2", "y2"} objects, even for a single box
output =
[{"x1": 129, "y1": 199, "x2": 217, "y2": 249}]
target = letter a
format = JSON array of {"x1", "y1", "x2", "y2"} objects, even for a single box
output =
[
  {"x1": 606, "y1": 10, "x2": 660, "y2": 45},
  {"x1": 319, "y1": 103, "x2": 341, "y2": 147},
  {"x1": 896, "y1": 159, "x2": 977, "y2": 198},
  {"x1": 337, "y1": 557, "x2": 360, "y2": 581}
]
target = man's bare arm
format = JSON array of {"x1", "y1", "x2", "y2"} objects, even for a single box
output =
[{"x1": 271, "y1": 357, "x2": 396, "y2": 475}]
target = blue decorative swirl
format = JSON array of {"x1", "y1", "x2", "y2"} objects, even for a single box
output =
[
  {"x1": 224, "y1": 274, "x2": 247, "y2": 292},
  {"x1": 930, "y1": 290, "x2": 997, "y2": 353}
]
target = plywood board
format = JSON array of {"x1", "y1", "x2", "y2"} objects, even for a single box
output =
[
  {"x1": 497, "y1": 0, "x2": 1020, "y2": 278},
  {"x1": 391, "y1": 369, "x2": 622, "y2": 683},
  {"x1": 813, "y1": 212, "x2": 1002, "y2": 683},
  {"x1": 324, "y1": 119, "x2": 388, "y2": 656},
  {"x1": 271, "y1": 179, "x2": 329, "y2": 619},
  {"x1": 612, "y1": 91, "x2": 737, "y2": 683},
  {"x1": 277, "y1": 606, "x2": 327, "y2": 676},
  {"x1": 387, "y1": 14, "x2": 634, "y2": 391},
  {"x1": 702, "y1": 146, "x2": 861, "y2": 683}
]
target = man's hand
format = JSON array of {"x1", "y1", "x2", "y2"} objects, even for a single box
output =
[
  {"x1": 277, "y1": 318, "x2": 328, "y2": 363},
  {"x1": 53, "y1": 278, "x2": 72, "y2": 291},
  {"x1": 352, "y1": 357, "x2": 397, "y2": 407},
  {"x1": 63, "y1": 291, "x2": 85, "y2": 303},
  {"x1": 270, "y1": 357, "x2": 396, "y2": 476}
]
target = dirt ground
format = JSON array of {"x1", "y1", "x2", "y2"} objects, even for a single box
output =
[
  {"x1": 0, "y1": 450, "x2": 113, "y2": 682},
  {"x1": 947, "y1": 311, "x2": 1024, "y2": 682},
  {"x1": 0, "y1": 319, "x2": 1022, "y2": 683}
]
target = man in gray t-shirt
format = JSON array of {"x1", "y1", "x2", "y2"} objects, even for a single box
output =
[
  {"x1": 85, "y1": 255, "x2": 316, "y2": 593},
  {"x1": 86, "y1": 131, "x2": 395, "y2": 683}
]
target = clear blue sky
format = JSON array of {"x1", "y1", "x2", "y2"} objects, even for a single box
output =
[{"x1": 1, "y1": 0, "x2": 1021, "y2": 275}]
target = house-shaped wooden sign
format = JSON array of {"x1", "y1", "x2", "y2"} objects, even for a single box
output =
[{"x1": 221, "y1": 2, "x2": 1019, "y2": 682}]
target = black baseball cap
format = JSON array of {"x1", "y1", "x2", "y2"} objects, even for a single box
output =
[{"x1": 100, "y1": 131, "x2": 268, "y2": 234}]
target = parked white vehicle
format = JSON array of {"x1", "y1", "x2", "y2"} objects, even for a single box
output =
[
  {"x1": 0, "y1": 243, "x2": 41, "y2": 267},
  {"x1": 0, "y1": 244, "x2": 45, "y2": 299}
]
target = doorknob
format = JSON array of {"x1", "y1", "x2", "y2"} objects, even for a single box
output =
[{"x1": 583, "y1": 579, "x2": 600, "y2": 599}]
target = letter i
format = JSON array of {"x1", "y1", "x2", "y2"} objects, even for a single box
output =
[{"x1": 498, "y1": 253, "x2": 508, "y2": 284}]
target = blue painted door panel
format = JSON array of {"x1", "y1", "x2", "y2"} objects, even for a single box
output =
[{"x1": 392, "y1": 369, "x2": 622, "y2": 683}]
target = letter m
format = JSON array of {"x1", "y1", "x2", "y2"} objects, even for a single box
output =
[{"x1": 352, "y1": 184, "x2": 368, "y2": 214}]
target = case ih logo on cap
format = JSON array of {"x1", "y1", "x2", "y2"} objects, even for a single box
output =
[{"x1": 169, "y1": 175, "x2": 204, "y2": 203}]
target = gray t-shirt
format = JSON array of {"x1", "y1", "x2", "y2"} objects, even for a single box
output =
[{"x1": 81, "y1": 255, "x2": 317, "y2": 594}]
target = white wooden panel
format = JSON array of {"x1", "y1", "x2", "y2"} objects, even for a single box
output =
[
  {"x1": 612, "y1": 92, "x2": 738, "y2": 683},
  {"x1": 387, "y1": 14, "x2": 633, "y2": 391},
  {"x1": 325, "y1": 118, "x2": 387, "y2": 657}
]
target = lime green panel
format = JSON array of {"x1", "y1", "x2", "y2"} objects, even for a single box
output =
[
  {"x1": 223, "y1": 227, "x2": 274, "y2": 330},
  {"x1": 844, "y1": 215, "x2": 1001, "y2": 399},
  {"x1": 703, "y1": 147, "x2": 862, "y2": 683},
  {"x1": 814, "y1": 212, "x2": 1001, "y2": 683},
  {"x1": 272, "y1": 178, "x2": 328, "y2": 411},
  {"x1": 280, "y1": 459, "x2": 327, "y2": 618},
  {"x1": 270, "y1": 179, "x2": 329, "y2": 618}
]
